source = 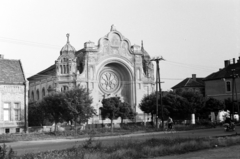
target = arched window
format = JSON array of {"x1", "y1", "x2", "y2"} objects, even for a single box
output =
[
  {"x1": 62, "y1": 86, "x2": 68, "y2": 92},
  {"x1": 48, "y1": 86, "x2": 52, "y2": 92},
  {"x1": 60, "y1": 65, "x2": 63, "y2": 74},
  {"x1": 67, "y1": 64, "x2": 69, "y2": 73},
  {"x1": 32, "y1": 91, "x2": 34, "y2": 101},
  {"x1": 36, "y1": 90, "x2": 40, "y2": 100},
  {"x1": 64, "y1": 65, "x2": 66, "y2": 74},
  {"x1": 42, "y1": 88, "x2": 45, "y2": 97}
]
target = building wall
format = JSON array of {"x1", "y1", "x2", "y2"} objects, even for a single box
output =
[
  {"x1": 0, "y1": 85, "x2": 25, "y2": 134},
  {"x1": 28, "y1": 78, "x2": 55, "y2": 103},
  {"x1": 205, "y1": 78, "x2": 240, "y2": 101}
]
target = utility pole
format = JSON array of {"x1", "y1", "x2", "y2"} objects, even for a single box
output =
[
  {"x1": 150, "y1": 56, "x2": 165, "y2": 129},
  {"x1": 231, "y1": 69, "x2": 239, "y2": 119}
]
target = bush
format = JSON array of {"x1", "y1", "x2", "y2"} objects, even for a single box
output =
[{"x1": 0, "y1": 144, "x2": 15, "y2": 159}]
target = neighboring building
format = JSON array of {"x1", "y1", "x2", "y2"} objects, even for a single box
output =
[
  {"x1": 204, "y1": 57, "x2": 240, "y2": 102},
  {"x1": 27, "y1": 25, "x2": 155, "y2": 123},
  {"x1": 0, "y1": 55, "x2": 27, "y2": 134},
  {"x1": 171, "y1": 74, "x2": 204, "y2": 95}
]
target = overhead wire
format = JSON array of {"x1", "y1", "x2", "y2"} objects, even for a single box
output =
[
  {"x1": 0, "y1": 36, "x2": 61, "y2": 49},
  {"x1": 0, "y1": 36, "x2": 219, "y2": 80}
]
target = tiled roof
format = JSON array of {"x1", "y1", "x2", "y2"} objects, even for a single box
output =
[
  {"x1": 171, "y1": 78, "x2": 204, "y2": 89},
  {"x1": 0, "y1": 59, "x2": 25, "y2": 83},
  {"x1": 204, "y1": 62, "x2": 240, "y2": 81},
  {"x1": 27, "y1": 64, "x2": 55, "y2": 81}
]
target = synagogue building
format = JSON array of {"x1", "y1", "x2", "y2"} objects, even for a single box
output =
[{"x1": 27, "y1": 25, "x2": 155, "y2": 124}]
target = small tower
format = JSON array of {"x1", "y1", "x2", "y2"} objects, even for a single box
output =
[{"x1": 56, "y1": 33, "x2": 76, "y2": 76}]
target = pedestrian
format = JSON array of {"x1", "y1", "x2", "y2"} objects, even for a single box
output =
[{"x1": 167, "y1": 116, "x2": 173, "y2": 130}]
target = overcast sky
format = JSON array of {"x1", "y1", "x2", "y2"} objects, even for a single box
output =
[{"x1": 1, "y1": 0, "x2": 239, "y2": 91}]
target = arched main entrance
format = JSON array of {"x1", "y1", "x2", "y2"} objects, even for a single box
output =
[{"x1": 98, "y1": 61, "x2": 133, "y2": 105}]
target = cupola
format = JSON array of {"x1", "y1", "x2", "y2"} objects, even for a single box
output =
[
  {"x1": 141, "y1": 41, "x2": 150, "y2": 58},
  {"x1": 60, "y1": 34, "x2": 76, "y2": 55}
]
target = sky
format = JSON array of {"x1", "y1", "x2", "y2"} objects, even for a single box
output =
[{"x1": 1, "y1": 0, "x2": 240, "y2": 91}]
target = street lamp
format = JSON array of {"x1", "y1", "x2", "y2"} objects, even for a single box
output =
[{"x1": 150, "y1": 56, "x2": 165, "y2": 129}]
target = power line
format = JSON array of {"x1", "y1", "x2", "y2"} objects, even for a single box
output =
[
  {"x1": 163, "y1": 60, "x2": 218, "y2": 71},
  {"x1": 0, "y1": 36, "x2": 61, "y2": 49}
]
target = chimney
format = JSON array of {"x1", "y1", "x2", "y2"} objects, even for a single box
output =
[
  {"x1": 224, "y1": 60, "x2": 230, "y2": 67},
  {"x1": 192, "y1": 74, "x2": 196, "y2": 81},
  {"x1": 0, "y1": 54, "x2": 4, "y2": 59},
  {"x1": 233, "y1": 58, "x2": 235, "y2": 64}
]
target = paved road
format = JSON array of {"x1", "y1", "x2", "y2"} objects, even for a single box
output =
[{"x1": 5, "y1": 126, "x2": 240, "y2": 156}]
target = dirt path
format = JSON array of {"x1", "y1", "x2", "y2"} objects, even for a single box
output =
[{"x1": 152, "y1": 144, "x2": 240, "y2": 159}]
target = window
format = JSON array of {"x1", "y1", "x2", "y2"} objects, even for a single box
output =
[
  {"x1": 42, "y1": 88, "x2": 45, "y2": 97},
  {"x1": 3, "y1": 103, "x2": 11, "y2": 121},
  {"x1": 14, "y1": 103, "x2": 21, "y2": 121},
  {"x1": 36, "y1": 90, "x2": 40, "y2": 100},
  {"x1": 226, "y1": 81, "x2": 231, "y2": 92},
  {"x1": 64, "y1": 65, "x2": 66, "y2": 74},
  {"x1": 5, "y1": 129, "x2": 10, "y2": 134},
  {"x1": 32, "y1": 91, "x2": 34, "y2": 101},
  {"x1": 48, "y1": 85, "x2": 52, "y2": 93},
  {"x1": 60, "y1": 65, "x2": 63, "y2": 74},
  {"x1": 16, "y1": 128, "x2": 20, "y2": 133},
  {"x1": 61, "y1": 86, "x2": 68, "y2": 92}
]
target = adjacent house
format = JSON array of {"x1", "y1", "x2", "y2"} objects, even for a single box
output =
[
  {"x1": 204, "y1": 57, "x2": 240, "y2": 102},
  {"x1": 171, "y1": 74, "x2": 205, "y2": 96},
  {"x1": 0, "y1": 55, "x2": 28, "y2": 134}
]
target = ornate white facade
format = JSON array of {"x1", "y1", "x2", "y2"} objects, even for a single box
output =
[{"x1": 28, "y1": 25, "x2": 155, "y2": 123}]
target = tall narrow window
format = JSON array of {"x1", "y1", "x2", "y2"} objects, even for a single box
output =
[
  {"x1": 32, "y1": 91, "x2": 34, "y2": 101},
  {"x1": 48, "y1": 86, "x2": 52, "y2": 92},
  {"x1": 64, "y1": 65, "x2": 66, "y2": 74},
  {"x1": 226, "y1": 81, "x2": 231, "y2": 92},
  {"x1": 42, "y1": 88, "x2": 45, "y2": 97},
  {"x1": 60, "y1": 65, "x2": 63, "y2": 74},
  {"x1": 62, "y1": 86, "x2": 68, "y2": 92},
  {"x1": 67, "y1": 64, "x2": 69, "y2": 73},
  {"x1": 14, "y1": 103, "x2": 21, "y2": 121},
  {"x1": 37, "y1": 90, "x2": 39, "y2": 100},
  {"x1": 3, "y1": 103, "x2": 11, "y2": 121}
]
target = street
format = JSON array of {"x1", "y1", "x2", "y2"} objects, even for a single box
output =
[{"x1": 5, "y1": 126, "x2": 240, "y2": 156}]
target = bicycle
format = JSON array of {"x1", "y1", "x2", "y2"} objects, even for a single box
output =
[{"x1": 164, "y1": 123, "x2": 176, "y2": 133}]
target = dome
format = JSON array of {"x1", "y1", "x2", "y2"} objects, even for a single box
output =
[
  {"x1": 60, "y1": 33, "x2": 76, "y2": 55},
  {"x1": 141, "y1": 41, "x2": 150, "y2": 58}
]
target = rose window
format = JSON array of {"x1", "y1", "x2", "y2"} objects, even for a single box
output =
[{"x1": 99, "y1": 71, "x2": 119, "y2": 93}]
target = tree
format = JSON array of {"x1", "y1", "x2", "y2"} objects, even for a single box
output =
[
  {"x1": 28, "y1": 102, "x2": 50, "y2": 126},
  {"x1": 199, "y1": 97, "x2": 224, "y2": 119},
  {"x1": 64, "y1": 87, "x2": 95, "y2": 132},
  {"x1": 139, "y1": 92, "x2": 158, "y2": 124},
  {"x1": 101, "y1": 97, "x2": 121, "y2": 133},
  {"x1": 180, "y1": 91, "x2": 205, "y2": 118},
  {"x1": 139, "y1": 92, "x2": 169, "y2": 125},
  {"x1": 40, "y1": 93, "x2": 68, "y2": 132},
  {"x1": 118, "y1": 102, "x2": 135, "y2": 124},
  {"x1": 162, "y1": 93, "x2": 190, "y2": 120}
]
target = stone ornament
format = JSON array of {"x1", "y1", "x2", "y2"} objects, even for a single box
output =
[{"x1": 99, "y1": 71, "x2": 120, "y2": 93}]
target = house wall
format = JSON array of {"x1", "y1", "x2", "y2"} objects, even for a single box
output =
[
  {"x1": 205, "y1": 78, "x2": 240, "y2": 101},
  {"x1": 0, "y1": 85, "x2": 25, "y2": 134}
]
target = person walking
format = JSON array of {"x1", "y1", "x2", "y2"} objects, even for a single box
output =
[{"x1": 167, "y1": 116, "x2": 173, "y2": 130}]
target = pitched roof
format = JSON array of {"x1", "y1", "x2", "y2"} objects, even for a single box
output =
[
  {"x1": 204, "y1": 62, "x2": 240, "y2": 81},
  {"x1": 171, "y1": 77, "x2": 204, "y2": 89},
  {"x1": 27, "y1": 64, "x2": 56, "y2": 81},
  {"x1": 0, "y1": 59, "x2": 25, "y2": 84}
]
